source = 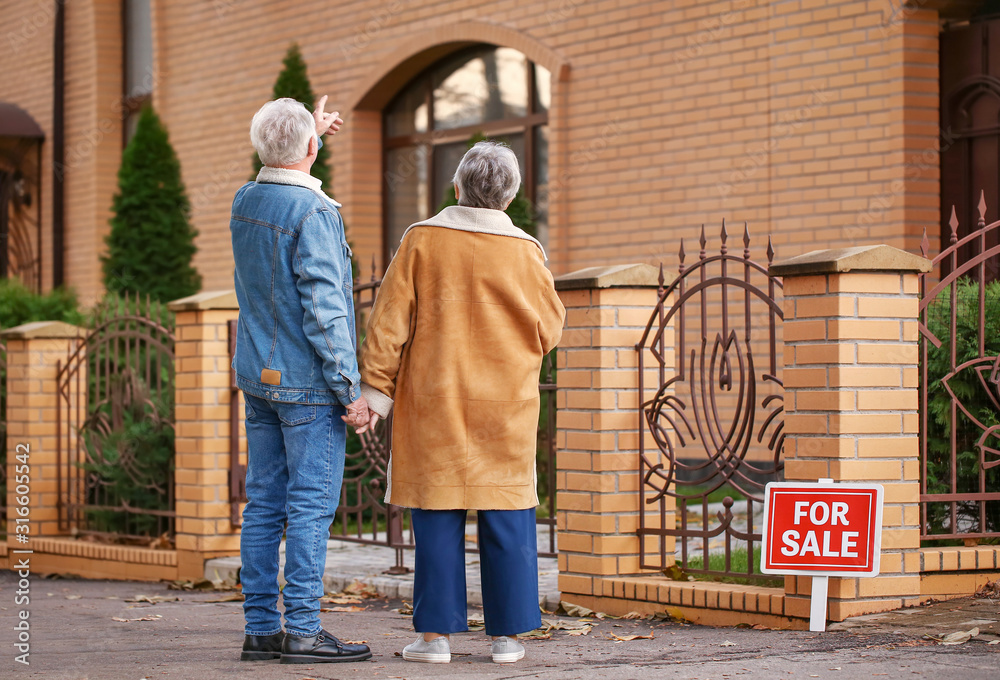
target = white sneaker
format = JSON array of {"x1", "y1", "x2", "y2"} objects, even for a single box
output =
[
  {"x1": 402, "y1": 636, "x2": 451, "y2": 663},
  {"x1": 491, "y1": 636, "x2": 525, "y2": 663}
]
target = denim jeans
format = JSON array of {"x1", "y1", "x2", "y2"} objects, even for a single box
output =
[{"x1": 240, "y1": 394, "x2": 347, "y2": 637}]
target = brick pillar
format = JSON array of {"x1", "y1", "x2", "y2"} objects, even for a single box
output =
[
  {"x1": 771, "y1": 245, "x2": 931, "y2": 621},
  {"x1": 168, "y1": 291, "x2": 242, "y2": 580},
  {"x1": 553, "y1": 264, "x2": 666, "y2": 607},
  {"x1": 2, "y1": 322, "x2": 85, "y2": 539}
]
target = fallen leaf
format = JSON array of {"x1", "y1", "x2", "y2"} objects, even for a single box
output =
[
  {"x1": 566, "y1": 628, "x2": 592, "y2": 636},
  {"x1": 112, "y1": 614, "x2": 163, "y2": 622},
  {"x1": 397, "y1": 602, "x2": 413, "y2": 616},
  {"x1": 607, "y1": 632, "x2": 654, "y2": 642},
  {"x1": 343, "y1": 640, "x2": 368, "y2": 645},
  {"x1": 721, "y1": 641, "x2": 737, "y2": 647},
  {"x1": 320, "y1": 605, "x2": 366, "y2": 613},
  {"x1": 556, "y1": 601, "x2": 596, "y2": 618},
  {"x1": 927, "y1": 627, "x2": 979, "y2": 645},
  {"x1": 125, "y1": 595, "x2": 180, "y2": 604},
  {"x1": 988, "y1": 640, "x2": 999, "y2": 645},
  {"x1": 200, "y1": 594, "x2": 245, "y2": 603},
  {"x1": 321, "y1": 596, "x2": 362, "y2": 605},
  {"x1": 65, "y1": 595, "x2": 82, "y2": 600},
  {"x1": 621, "y1": 611, "x2": 646, "y2": 620},
  {"x1": 520, "y1": 629, "x2": 552, "y2": 640}
]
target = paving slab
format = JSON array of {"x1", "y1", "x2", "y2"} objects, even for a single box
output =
[{"x1": 3, "y1": 571, "x2": 999, "y2": 680}]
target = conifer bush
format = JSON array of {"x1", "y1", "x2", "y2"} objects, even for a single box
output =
[{"x1": 102, "y1": 106, "x2": 201, "y2": 303}]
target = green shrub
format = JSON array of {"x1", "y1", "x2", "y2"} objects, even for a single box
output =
[
  {"x1": 924, "y1": 277, "x2": 1000, "y2": 538},
  {"x1": 103, "y1": 106, "x2": 201, "y2": 303}
]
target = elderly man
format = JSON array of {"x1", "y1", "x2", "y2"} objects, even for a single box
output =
[{"x1": 231, "y1": 97, "x2": 371, "y2": 664}]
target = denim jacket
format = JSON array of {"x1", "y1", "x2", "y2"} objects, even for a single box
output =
[{"x1": 230, "y1": 166, "x2": 359, "y2": 406}]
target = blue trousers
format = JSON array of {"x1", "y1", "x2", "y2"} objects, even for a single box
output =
[
  {"x1": 240, "y1": 394, "x2": 346, "y2": 637},
  {"x1": 411, "y1": 508, "x2": 542, "y2": 637}
]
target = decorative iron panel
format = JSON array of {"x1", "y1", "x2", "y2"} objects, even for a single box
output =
[
  {"x1": 637, "y1": 223, "x2": 784, "y2": 582},
  {"x1": 56, "y1": 293, "x2": 176, "y2": 542},
  {"x1": 919, "y1": 194, "x2": 1000, "y2": 541}
]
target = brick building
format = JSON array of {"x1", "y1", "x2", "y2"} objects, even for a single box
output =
[{"x1": 0, "y1": 0, "x2": 986, "y2": 302}]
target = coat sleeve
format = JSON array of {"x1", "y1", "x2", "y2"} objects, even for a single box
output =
[
  {"x1": 359, "y1": 233, "x2": 418, "y2": 418},
  {"x1": 537, "y1": 259, "x2": 566, "y2": 355}
]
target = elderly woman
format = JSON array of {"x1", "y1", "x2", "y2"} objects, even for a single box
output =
[{"x1": 359, "y1": 141, "x2": 565, "y2": 664}]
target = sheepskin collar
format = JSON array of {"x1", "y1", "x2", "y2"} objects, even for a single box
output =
[
  {"x1": 255, "y1": 166, "x2": 342, "y2": 208},
  {"x1": 402, "y1": 205, "x2": 546, "y2": 259}
]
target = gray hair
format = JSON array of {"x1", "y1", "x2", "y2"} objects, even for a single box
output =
[
  {"x1": 250, "y1": 98, "x2": 315, "y2": 167},
  {"x1": 452, "y1": 141, "x2": 521, "y2": 210}
]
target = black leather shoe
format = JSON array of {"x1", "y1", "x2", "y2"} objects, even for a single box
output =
[
  {"x1": 280, "y1": 629, "x2": 372, "y2": 664},
  {"x1": 241, "y1": 632, "x2": 284, "y2": 661}
]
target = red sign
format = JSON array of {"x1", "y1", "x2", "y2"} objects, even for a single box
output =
[{"x1": 761, "y1": 482, "x2": 884, "y2": 577}]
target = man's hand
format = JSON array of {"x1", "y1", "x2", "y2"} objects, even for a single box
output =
[
  {"x1": 354, "y1": 412, "x2": 381, "y2": 435},
  {"x1": 314, "y1": 95, "x2": 344, "y2": 137},
  {"x1": 342, "y1": 396, "x2": 370, "y2": 428}
]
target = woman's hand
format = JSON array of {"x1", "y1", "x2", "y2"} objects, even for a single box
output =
[
  {"x1": 354, "y1": 412, "x2": 380, "y2": 435},
  {"x1": 342, "y1": 396, "x2": 370, "y2": 428}
]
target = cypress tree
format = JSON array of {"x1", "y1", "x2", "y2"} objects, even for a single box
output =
[
  {"x1": 252, "y1": 43, "x2": 331, "y2": 187},
  {"x1": 102, "y1": 106, "x2": 201, "y2": 302},
  {"x1": 437, "y1": 133, "x2": 537, "y2": 237}
]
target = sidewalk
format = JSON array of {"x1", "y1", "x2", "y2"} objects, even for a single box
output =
[
  {"x1": 205, "y1": 526, "x2": 562, "y2": 610},
  {"x1": 5, "y1": 570, "x2": 999, "y2": 680}
]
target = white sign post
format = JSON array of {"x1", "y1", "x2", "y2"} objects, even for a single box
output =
[{"x1": 760, "y1": 478, "x2": 884, "y2": 632}]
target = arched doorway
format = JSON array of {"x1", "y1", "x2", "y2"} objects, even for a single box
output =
[
  {"x1": 381, "y1": 45, "x2": 551, "y2": 261},
  {"x1": 0, "y1": 102, "x2": 44, "y2": 292}
]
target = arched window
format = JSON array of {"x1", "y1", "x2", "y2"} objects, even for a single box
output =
[{"x1": 383, "y1": 45, "x2": 550, "y2": 257}]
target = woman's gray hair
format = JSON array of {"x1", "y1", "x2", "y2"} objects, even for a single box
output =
[
  {"x1": 250, "y1": 98, "x2": 315, "y2": 167},
  {"x1": 452, "y1": 141, "x2": 521, "y2": 210}
]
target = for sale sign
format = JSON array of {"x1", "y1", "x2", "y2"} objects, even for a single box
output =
[{"x1": 761, "y1": 482, "x2": 884, "y2": 577}]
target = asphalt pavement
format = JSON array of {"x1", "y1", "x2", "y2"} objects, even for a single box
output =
[{"x1": 2, "y1": 570, "x2": 999, "y2": 680}]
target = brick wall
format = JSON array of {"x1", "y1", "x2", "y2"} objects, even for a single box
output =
[{"x1": 0, "y1": 1, "x2": 941, "y2": 300}]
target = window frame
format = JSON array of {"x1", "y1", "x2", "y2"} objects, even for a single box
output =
[{"x1": 382, "y1": 45, "x2": 549, "y2": 262}]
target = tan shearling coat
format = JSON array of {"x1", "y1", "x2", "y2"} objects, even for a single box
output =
[{"x1": 359, "y1": 205, "x2": 565, "y2": 510}]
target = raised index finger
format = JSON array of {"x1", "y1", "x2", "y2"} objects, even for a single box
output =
[{"x1": 315, "y1": 94, "x2": 328, "y2": 114}]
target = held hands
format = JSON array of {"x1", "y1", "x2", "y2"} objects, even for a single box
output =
[
  {"x1": 354, "y1": 412, "x2": 380, "y2": 435},
  {"x1": 342, "y1": 396, "x2": 370, "y2": 429},
  {"x1": 313, "y1": 95, "x2": 344, "y2": 137}
]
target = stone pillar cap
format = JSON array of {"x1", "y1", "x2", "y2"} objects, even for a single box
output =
[
  {"x1": 167, "y1": 290, "x2": 239, "y2": 311},
  {"x1": 0, "y1": 320, "x2": 84, "y2": 339},
  {"x1": 769, "y1": 244, "x2": 932, "y2": 277},
  {"x1": 554, "y1": 263, "x2": 661, "y2": 290}
]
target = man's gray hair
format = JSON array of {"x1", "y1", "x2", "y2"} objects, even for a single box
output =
[
  {"x1": 250, "y1": 98, "x2": 315, "y2": 168},
  {"x1": 452, "y1": 141, "x2": 521, "y2": 210}
]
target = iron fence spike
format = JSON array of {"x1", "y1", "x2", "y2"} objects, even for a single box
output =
[
  {"x1": 921, "y1": 226, "x2": 929, "y2": 258},
  {"x1": 978, "y1": 189, "x2": 987, "y2": 225},
  {"x1": 949, "y1": 205, "x2": 959, "y2": 243}
]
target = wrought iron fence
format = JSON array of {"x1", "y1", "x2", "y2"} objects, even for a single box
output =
[
  {"x1": 0, "y1": 337, "x2": 6, "y2": 539},
  {"x1": 636, "y1": 223, "x2": 784, "y2": 582},
  {"x1": 56, "y1": 293, "x2": 176, "y2": 542},
  {"x1": 919, "y1": 193, "x2": 1000, "y2": 542}
]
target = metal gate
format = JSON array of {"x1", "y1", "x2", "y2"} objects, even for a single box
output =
[
  {"x1": 636, "y1": 223, "x2": 784, "y2": 581},
  {"x1": 56, "y1": 293, "x2": 176, "y2": 541},
  {"x1": 919, "y1": 196, "x2": 1000, "y2": 541}
]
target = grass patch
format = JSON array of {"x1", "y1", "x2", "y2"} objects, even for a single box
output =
[
  {"x1": 674, "y1": 483, "x2": 748, "y2": 504},
  {"x1": 682, "y1": 546, "x2": 783, "y2": 587}
]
